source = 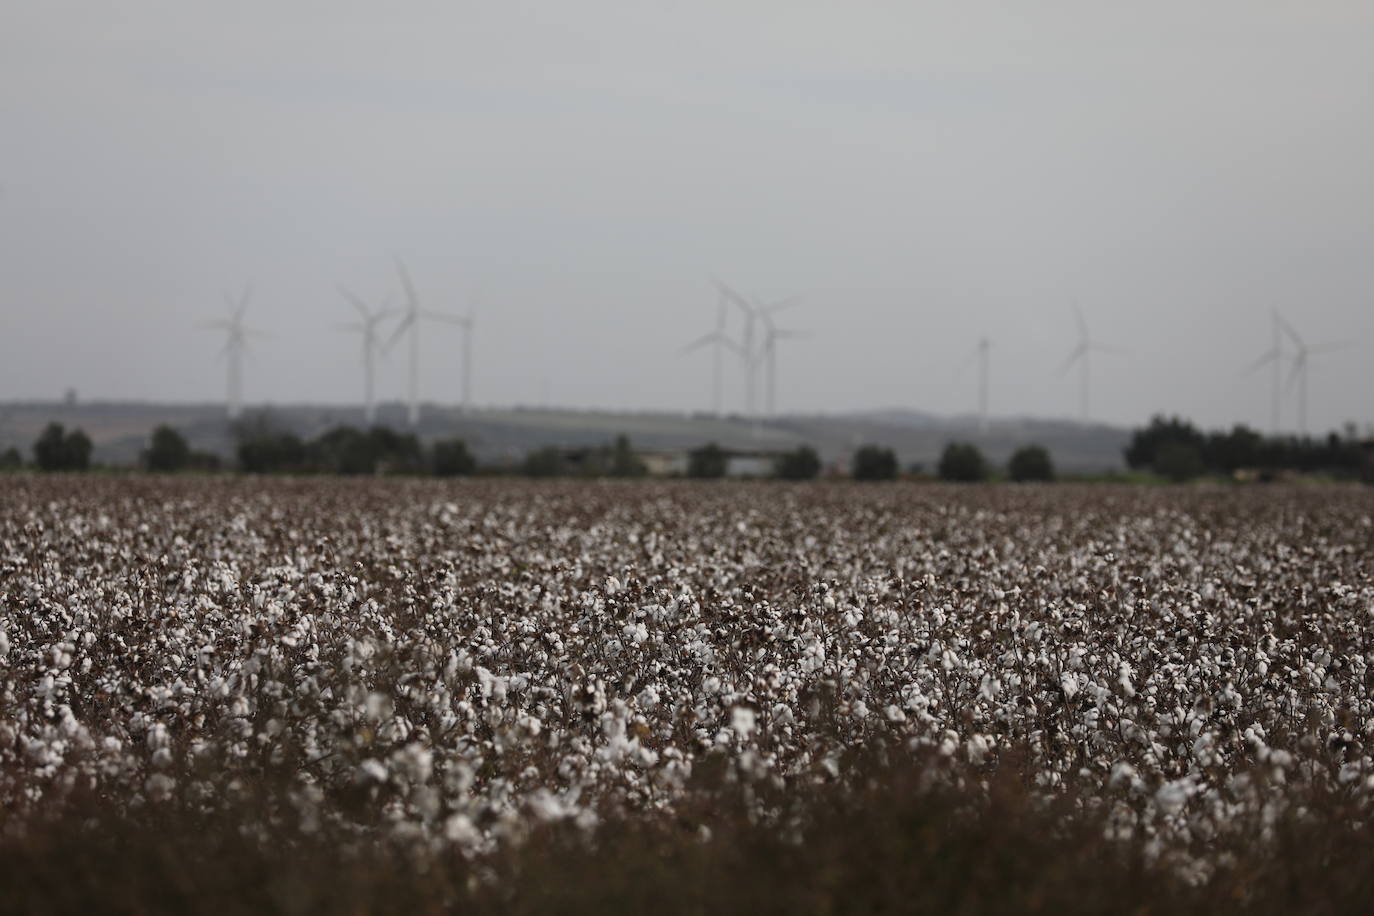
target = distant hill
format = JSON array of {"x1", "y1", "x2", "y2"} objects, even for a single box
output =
[{"x1": 0, "y1": 401, "x2": 1130, "y2": 472}]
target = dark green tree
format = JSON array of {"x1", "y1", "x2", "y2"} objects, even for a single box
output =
[
  {"x1": 774, "y1": 445, "x2": 822, "y2": 480},
  {"x1": 852, "y1": 445, "x2": 898, "y2": 481},
  {"x1": 1155, "y1": 441, "x2": 1205, "y2": 482},
  {"x1": 523, "y1": 446, "x2": 568, "y2": 477},
  {"x1": 432, "y1": 438, "x2": 477, "y2": 477},
  {"x1": 687, "y1": 442, "x2": 728, "y2": 479},
  {"x1": 144, "y1": 425, "x2": 192, "y2": 472},
  {"x1": 33, "y1": 423, "x2": 92, "y2": 471},
  {"x1": 1007, "y1": 444, "x2": 1055, "y2": 482},
  {"x1": 608, "y1": 435, "x2": 648, "y2": 477},
  {"x1": 938, "y1": 442, "x2": 988, "y2": 482},
  {"x1": 1124, "y1": 415, "x2": 1205, "y2": 471}
]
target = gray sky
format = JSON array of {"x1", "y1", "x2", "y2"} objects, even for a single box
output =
[{"x1": 3, "y1": 1, "x2": 1372, "y2": 432}]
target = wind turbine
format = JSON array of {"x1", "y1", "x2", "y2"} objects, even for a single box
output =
[
  {"x1": 337, "y1": 286, "x2": 396, "y2": 426},
  {"x1": 1057, "y1": 305, "x2": 1122, "y2": 422},
  {"x1": 1242, "y1": 310, "x2": 1286, "y2": 434},
  {"x1": 388, "y1": 257, "x2": 475, "y2": 428},
  {"x1": 756, "y1": 306, "x2": 806, "y2": 418},
  {"x1": 958, "y1": 336, "x2": 991, "y2": 431},
  {"x1": 680, "y1": 286, "x2": 740, "y2": 416},
  {"x1": 202, "y1": 284, "x2": 264, "y2": 421},
  {"x1": 1275, "y1": 314, "x2": 1348, "y2": 436},
  {"x1": 712, "y1": 278, "x2": 759, "y2": 416}
]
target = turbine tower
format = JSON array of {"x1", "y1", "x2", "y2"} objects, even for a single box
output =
[
  {"x1": 337, "y1": 286, "x2": 396, "y2": 426},
  {"x1": 202, "y1": 284, "x2": 262, "y2": 421},
  {"x1": 388, "y1": 257, "x2": 474, "y2": 428},
  {"x1": 1058, "y1": 305, "x2": 1122, "y2": 422},
  {"x1": 1275, "y1": 314, "x2": 1347, "y2": 436},
  {"x1": 959, "y1": 336, "x2": 991, "y2": 431},
  {"x1": 1243, "y1": 310, "x2": 1286, "y2": 434},
  {"x1": 680, "y1": 286, "x2": 740, "y2": 416}
]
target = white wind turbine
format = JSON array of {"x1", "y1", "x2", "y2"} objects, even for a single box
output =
[
  {"x1": 680, "y1": 285, "x2": 741, "y2": 416},
  {"x1": 1242, "y1": 310, "x2": 1286, "y2": 434},
  {"x1": 388, "y1": 257, "x2": 475, "y2": 428},
  {"x1": 1275, "y1": 314, "x2": 1349, "y2": 436},
  {"x1": 1057, "y1": 305, "x2": 1123, "y2": 422},
  {"x1": 756, "y1": 306, "x2": 806, "y2": 418},
  {"x1": 202, "y1": 284, "x2": 264, "y2": 421},
  {"x1": 337, "y1": 286, "x2": 396, "y2": 426},
  {"x1": 713, "y1": 278, "x2": 759, "y2": 415},
  {"x1": 958, "y1": 336, "x2": 991, "y2": 431},
  {"x1": 712, "y1": 278, "x2": 799, "y2": 418}
]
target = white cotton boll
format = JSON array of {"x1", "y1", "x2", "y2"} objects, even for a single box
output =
[
  {"x1": 1154, "y1": 779, "x2": 1192, "y2": 816},
  {"x1": 731, "y1": 706, "x2": 756, "y2": 739},
  {"x1": 884, "y1": 705, "x2": 907, "y2": 723},
  {"x1": 145, "y1": 773, "x2": 176, "y2": 802},
  {"x1": 527, "y1": 789, "x2": 569, "y2": 822},
  {"x1": 0, "y1": 629, "x2": 8, "y2": 659},
  {"x1": 147, "y1": 723, "x2": 170, "y2": 752},
  {"x1": 965, "y1": 734, "x2": 992, "y2": 765},
  {"x1": 445, "y1": 813, "x2": 480, "y2": 846},
  {"x1": 605, "y1": 576, "x2": 622, "y2": 596},
  {"x1": 1060, "y1": 672, "x2": 1079, "y2": 700},
  {"x1": 772, "y1": 703, "x2": 795, "y2": 727},
  {"x1": 1109, "y1": 762, "x2": 1139, "y2": 790},
  {"x1": 638, "y1": 686, "x2": 660, "y2": 710},
  {"x1": 357, "y1": 758, "x2": 389, "y2": 784}
]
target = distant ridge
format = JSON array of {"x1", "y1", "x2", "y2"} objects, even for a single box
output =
[{"x1": 0, "y1": 400, "x2": 1130, "y2": 472}]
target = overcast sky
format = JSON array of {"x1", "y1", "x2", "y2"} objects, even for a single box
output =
[{"x1": 3, "y1": 2, "x2": 1372, "y2": 432}]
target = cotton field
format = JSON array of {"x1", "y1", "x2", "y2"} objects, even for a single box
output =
[{"x1": 2, "y1": 477, "x2": 1373, "y2": 910}]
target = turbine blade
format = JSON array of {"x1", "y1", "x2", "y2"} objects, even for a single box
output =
[
  {"x1": 1308, "y1": 340, "x2": 1354, "y2": 355},
  {"x1": 1072, "y1": 303, "x2": 1088, "y2": 340},
  {"x1": 760, "y1": 295, "x2": 801, "y2": 314},
  {"x1": 338, "y1": 285, "x2": 370, "y2": 319},
  {"x1": 710, "y1": 276, "x2": 753, "y2": 315},
  {"x1": 1274, "y1": 312, "x2": 1303, "y2": 348},
  {"x1": 394, "y1": 256, "x2": 420, "y2": 312},
  {"x1": 385, "y1": 313, "x2": 415, "y2": 350},
  {"x1": 1241, "y1": 348, "x2": 1278, "y2": 375},
  {"x1": 1056, "y1": 344, "x2": 1086, "y2": 376},
  {"x1": 679, "y1": 333, "x2": 719, "y2": 355}
]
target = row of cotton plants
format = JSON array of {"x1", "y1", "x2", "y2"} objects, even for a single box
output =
[{"x1": 1, "y1": 477, "x2": 1371, "y2": 884}]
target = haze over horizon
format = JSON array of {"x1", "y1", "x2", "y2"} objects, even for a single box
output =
[{"x1": 4, "y1": 3, "x2": 1372, "y2": 434}]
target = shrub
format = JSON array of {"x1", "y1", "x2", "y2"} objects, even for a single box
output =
[
  {"x1": 237, "y1": 431, "x2": 307, "y2": 474},
  {"x1": 144, "y1": 425, "x2": 192, "y2": 472},
  {"x1": 523, "y1": 446, "x2": 568, "y2": 477},
  {"x1": 774, "y1": 446, "x2": 822, "y2": 480},
  {"x1": 937, "y1": 442, "x2": 988, "y2": 482},
  {"x1": 1155, "y1": 441, "x2": 1205, "y2": 482},
  {"x1": 432, "y1": 438, "x2": 477, "y2": 477},
  {"x1": 687, "y1": 443, "x2": 728, "y2": 479},
  {"x1": 33, "y1": 422, "x2": 92, "y2": 471},
  {"x1": 608, "y1": 435, "x2": 648, "y2": 477},
  {"x1": 0, "y1": 447, "x2": 21, "y2": 470},
  {"x1": 1008, "y1": 445, "x2": 1055, "y2": 482},
  {"x1": 852, "y1": 445, "x2": 898, "y2": 481}
]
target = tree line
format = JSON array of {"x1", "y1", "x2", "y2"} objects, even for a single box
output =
[
  {"x1": 1124, "y1": 415, "x2": 1374, "y2": 482},
  {"x1": 9, "y1": 414, "x2": 1367, "y2": 483}
]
